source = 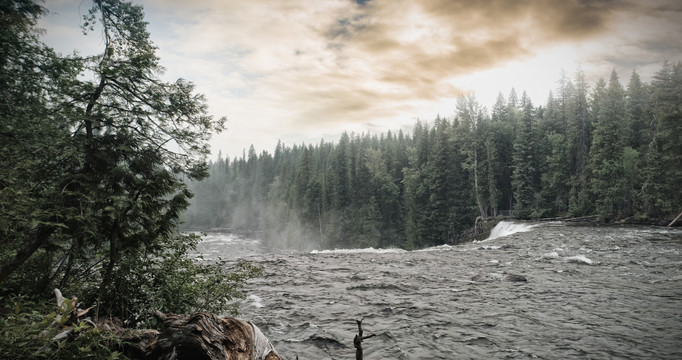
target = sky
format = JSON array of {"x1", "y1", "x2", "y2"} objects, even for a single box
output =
[{"x1": 40, "y1": 0, "x2": 682, "y2": 158}]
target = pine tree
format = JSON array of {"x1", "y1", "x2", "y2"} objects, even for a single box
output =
[
  {"x1": 403, "y1": 122, "x2": 431, "y2": 248},
  {"x1": 0, "y1": 0, "x2": 246, "y2": 322},
  {"x1": 511, "y1": 93, "x2": 537, "y2": 218},
  {"x1": 587, "y1": 71, "x2": 627, "y2": 218},
  {"x1": 568, "y1": 69, "x2": 592, "y2": 215},
  {"x1": 625, "y1": 71, "x2": 651, "y2": 152},
  {"x1": 641, "y1": 62, "x2": 682, "y2": 217},
  {"x1": 455, "y1": 95, "x2": 488, "y2": 218},
  {"x1": 490, "y1": 93, "x2": 515, "y2": 213}
]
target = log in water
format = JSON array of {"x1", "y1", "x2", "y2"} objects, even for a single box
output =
[{"x1": 195, "y1": 222, "x2": 682, "y2": 359}]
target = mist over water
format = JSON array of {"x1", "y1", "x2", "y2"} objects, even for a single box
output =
[
  {"x1": 192, "y1": 231, "x2": 269, "y2": 260},
  {"x1": 195, "y1": 222, "x2": 682, "y2": 359}
]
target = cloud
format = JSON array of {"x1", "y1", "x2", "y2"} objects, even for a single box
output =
[{"x1": 133, "y1": 0, "x2": 682, "y2": 155}]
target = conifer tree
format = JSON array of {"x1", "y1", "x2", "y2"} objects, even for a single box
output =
[
  {"x1": 455, "y1": 95, "x2": 488, "y2": 218},
  {"x1": 568, "y1": 69, "x2": 592, "y2": 215},
  {"x1": 511, "y1": 93, "x2": 537, "y2": 218},
  {"x1": 490, "y1": 93, "x2": 515, "y2": 212},
  {"x1": 641, "y1": 62, "x2": 682, "y2": 217},
  {"x1": 588, "y1": 71, "x2": 627, "y2": 218},
  {"x1": 0, "y1": 0, "x2": 262, "y2": 323},
  {"x1": 625, "y1": 71, "x2": 651, "y2": 152}
]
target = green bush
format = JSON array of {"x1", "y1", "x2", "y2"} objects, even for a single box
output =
[
  {"x1": 0, "y1": 296, "x2": 126, "y2": 360},
  {"x1": 97, "y1": 233, "x2": 263, "y2": 326}
]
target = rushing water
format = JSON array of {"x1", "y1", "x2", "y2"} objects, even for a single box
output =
[{"x1": 194, "y1": 222, "x2": 682, "y2": 359}]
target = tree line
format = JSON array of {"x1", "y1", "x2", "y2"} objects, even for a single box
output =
[{"x1": 186, "y1": 64, "x2": 682, "y2": 250}]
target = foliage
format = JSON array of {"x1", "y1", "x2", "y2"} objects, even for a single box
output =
[
  {"x1": 587, "y1": 72, "x2": 627, "y2": 218},
  {"x1": 0, "y1": 0, "x2": 258, "y2": 333},
  {"x1": 186, "y1": 63, "x2": 682, "y2": 249},
  {"x1": 0, "y1": 296, "x2": 126, "y2": 359},
  {"x1": 99, "y1": 233, "x2": 262, "y2": 326},
  {"x1": 511, "y1": 93, "x2": 538, "y2": 218}
]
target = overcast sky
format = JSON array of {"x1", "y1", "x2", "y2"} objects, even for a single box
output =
[{"x1": 40, "y1": 0, "x2": 682, "y2": 158}]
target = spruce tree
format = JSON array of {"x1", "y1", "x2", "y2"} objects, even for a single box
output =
[
  {"x1": 642, "y1": 62, "x2": 682, "y2": 217},
  {"x1": 511, "y1": 93, "x2": 537, "y2": 218},
  {"x1": 588, "y1": 71, "x2": 627, "y2": 218},
  {"x1": 0, "y1": 0, "x2": 248, "y2": 322},
  {"x1": 568, "y1": 69, "x2": 592, "y2": 215}
]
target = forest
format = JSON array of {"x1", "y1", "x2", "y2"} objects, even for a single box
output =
[{"x1": 185, "y1": 64, "x2": 682, "y2": 250}]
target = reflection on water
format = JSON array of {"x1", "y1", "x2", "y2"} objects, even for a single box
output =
[{"x1": 194, "y1": 223, "x2": 682, "y2": 359}]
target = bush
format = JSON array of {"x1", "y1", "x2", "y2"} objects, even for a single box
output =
[
  {"x1": 0, "y1": 296, "x2": 126, "y2": 359},
  {"x1": 97, "y1": 233, "x2": 263, "y2": 326}
]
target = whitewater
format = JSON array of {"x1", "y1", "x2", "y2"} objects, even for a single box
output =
[{"x1": 194, "y1": 222, "x2": 682, "y2": 359}]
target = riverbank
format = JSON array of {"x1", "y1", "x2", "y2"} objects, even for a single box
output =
[{"x1": 454, "y1": 212, "x2": 681, "y2": 245}]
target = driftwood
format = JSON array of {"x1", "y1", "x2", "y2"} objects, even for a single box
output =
[
  {"x1": 145, "y1": 311, "x2": 281, "y2": 360},
  {"x1": 49, "y1": 289, "x2": 281, "y2": 360},
  {"x1": 55, "y1": 312, "x2": 281, "y2": 360},
  {"x1": 353, "y1": 318, "x2": 376, "y2": 360},
  {"x1": 538, "y1": 215, "x2": 601, "y2": 222},
  {"x1": 668, "y1": 211, "x2": 682, "y2": 228}
]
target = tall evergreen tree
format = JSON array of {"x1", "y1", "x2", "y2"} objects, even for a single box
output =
[
  {"x1": 588, "y1": 71, "x2": 627, "y2": 218},
  {"x1": 403, "y1": 122, "x2": 431, "y2": 248},
  {"x1": 0, "y1": 0, "x2": 262, "y2": 324},
  {"x1": 568, "y1": 69, "x2": 592, "y2": 215},
  {"x1": 625, "y1": 70, "x2": 651, "y2": 152},
  {"x1": 455, "y1": 95, "x2": 488, "y2": 217},
  {"x1": 641, "y1": 62, "x2": 682, "y2": 217},
  {"x1": 490, "y1": 93, "x2": 515, "y2": 212},
  {"x1": 511, "y1": 93, "x2": 537, "y2": 218},
  {"x1": 0, "y1": 0, "x2": 79, "y2": 287}
]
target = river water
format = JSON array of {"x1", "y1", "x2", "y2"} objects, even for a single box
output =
[{"x1": 194, "y1": 222, "x2": 682, "y2": 359}]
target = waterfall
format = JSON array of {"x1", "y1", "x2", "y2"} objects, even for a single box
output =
[{"x1": 486, "y1": 221, "x2": 536, "y2": 241}]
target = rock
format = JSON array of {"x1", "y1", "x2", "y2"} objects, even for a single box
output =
[{"x1": 505, "y1": 274, "x2": 527, "y2": 282}]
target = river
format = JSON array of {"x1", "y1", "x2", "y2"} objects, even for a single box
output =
[{"x1": 194, "y1": 222, "x2": 682, "y2": 359}]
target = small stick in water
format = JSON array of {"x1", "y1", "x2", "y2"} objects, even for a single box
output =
[{"x1": 354, "y1": 317, "x2": 376, "y2": 360}]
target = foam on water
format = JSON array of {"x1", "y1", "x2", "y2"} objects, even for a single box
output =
[
  {"x1": 485, "y1": 221, "x2": 536, "y2": 241},
  {"x1": 418, "y1": 244, "x2": 455, "y2": 252},
  {"x1": 310, "y1": 247, "x2": 406, "y2": 255},
  {"x1": 541, "y1": 251, "x2": 560, "y2": 259},
  {"x1": 479, "y1": 245, "x2": 503, "y2": 250},
  {"x1": 248, "y1": 294, "x2": 264, "y2": 308},
  {"x1": 565, "y1": 255, "x2": 594, "y2": 265}
]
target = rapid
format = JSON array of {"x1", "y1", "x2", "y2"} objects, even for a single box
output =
[{"x1": 194, "y1": 222, "x2": 682, "y2": 359}]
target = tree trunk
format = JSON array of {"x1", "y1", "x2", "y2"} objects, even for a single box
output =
[
  {"x1": 473, "y1": 148, "x2": 487, "y2": 218},
  {"x1": 668, "y1": 211, "x2": 682, "y2": 228},
  {"x1": 353, "y1": 318, "x2": 376, "y2": 360},
  {"x1": 147, "y1": 312, "x2": 281, "y2": 360},
  {"x1": 98, "y1": 312, "x2": 282, "y2": 360},
  {"x1": 0, "y1": 225, "x2": 54, "y2": 283}
]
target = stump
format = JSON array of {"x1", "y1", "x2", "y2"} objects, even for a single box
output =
[
  {"x1": 49, "y1": 290, "x2": 281, "y2": 359},
  {"x1": 147, "y1": 311, "x2": 281, "y2": 360}
]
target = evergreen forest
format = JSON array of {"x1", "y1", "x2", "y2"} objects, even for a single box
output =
[{"x1": 185, "y1": 65, "x2": 682, "y2": 250}]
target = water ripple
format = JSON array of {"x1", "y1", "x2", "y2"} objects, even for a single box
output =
[{"x1": 195, "y1": 223, "x2": 682, "y2": 359}]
